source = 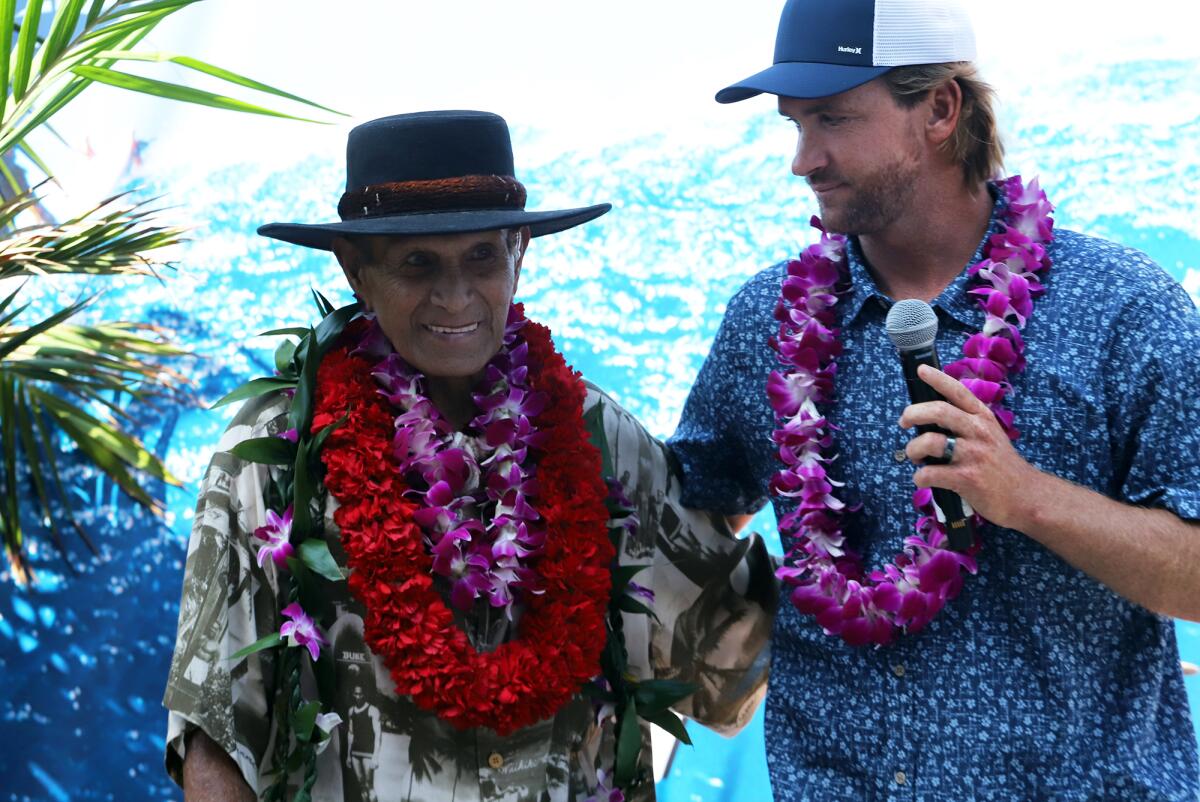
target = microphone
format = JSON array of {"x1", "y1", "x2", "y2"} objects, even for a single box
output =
[{"x1": 884, "y1": 299, "x2": 975, "y2": 551}]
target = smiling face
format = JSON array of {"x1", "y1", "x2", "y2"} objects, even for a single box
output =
[
  {"x1": 334, "y1": 228, "x2": 526, "y2": 382},
  {"x1": 778, "y1": 78, "x2": 928, "y2": 236}
]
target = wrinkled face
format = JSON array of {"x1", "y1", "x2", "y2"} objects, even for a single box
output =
[
  {"x1": 779, "y1": 78, "x2": 926, "y2": 236},
  {"x1": 335, "y1": 228, "x2": 525, "y2": 380}
]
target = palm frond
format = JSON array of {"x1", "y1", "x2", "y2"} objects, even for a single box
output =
[
  {"x1": 0, "y1": 190, "x2": 186, "y2": 280},
  {"x1": 0, "y1": 1, "x2": 339, "y2": 583},
  {"x1": 0, "y1": 298, "x2": 192, "y2": 579},
  {"x1": 0, "y1": 0, "x2": 345, "y2": 171},
  {"x1": 0, "y1": 197, "x2": 193, "y2": 580}
]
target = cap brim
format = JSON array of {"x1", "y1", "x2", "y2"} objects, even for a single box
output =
[
  {"x1": 257, "y1": 204, "x2": 611, "y2": 251},
  {"x1": 716, "y1": 62, "x2": 891, "y2": 103}
]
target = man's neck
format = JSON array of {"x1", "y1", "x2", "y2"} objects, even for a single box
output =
[
  {"x1": 858, "y1": 176, "x2": 993, "y2": 302},
  {"x1": 425, "y1": 375, "x2": 478, "y2": 431}
]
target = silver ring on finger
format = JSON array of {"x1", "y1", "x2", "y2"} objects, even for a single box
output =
[{"x1": 943, "y1": 435, "x2": 957, "y2": 464}]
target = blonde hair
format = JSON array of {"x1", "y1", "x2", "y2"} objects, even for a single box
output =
[{"x1": 883, "y1": 62, "x2": 1004, "y2": 187}]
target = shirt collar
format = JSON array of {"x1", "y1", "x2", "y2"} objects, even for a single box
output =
[{"x1": 839, "y1": 185, "x2": 1007, "y2": 328}]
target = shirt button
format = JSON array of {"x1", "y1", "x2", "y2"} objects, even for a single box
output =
[
  {"x1": 487, "y1": 752, "x2": 504, "y2": 770},
  {"x1": 895, "y1": 770, "x2": 907, "y2": 785},
  {"x1": 892, "y1": 663, "x2": 906, "y2": 678},
  {"x1": 893, "y1": 449, "x2": 907, "y2": 463}
]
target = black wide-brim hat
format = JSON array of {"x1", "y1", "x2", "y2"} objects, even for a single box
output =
[{"x1": 258, "y1": 110, "x2": 610, "y2": 251}]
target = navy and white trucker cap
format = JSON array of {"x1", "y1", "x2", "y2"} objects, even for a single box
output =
[{"x1": 717, "y1": 0, "x2": 976, "y2": 102}]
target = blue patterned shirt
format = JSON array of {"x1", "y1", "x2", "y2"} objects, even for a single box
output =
[{"x1": 669, "y1": 190, "x2": 1200, "y2": 801}]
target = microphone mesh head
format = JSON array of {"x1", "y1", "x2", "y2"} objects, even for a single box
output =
[{"x1": 885, "y1": 299, "x2": 938, "y2": 351}]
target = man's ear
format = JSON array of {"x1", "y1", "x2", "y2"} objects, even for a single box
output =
[
  {"x1": 512, "y1": 225, "x2": 531, "y2": 292},
  {"x1": 332, "y1": 237, "x2": 370, "y2": 310},
  {"x1": 925, "y1": 77, "x2": 963, "y2": 149}
]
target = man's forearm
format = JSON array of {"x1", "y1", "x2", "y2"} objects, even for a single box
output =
[
  {"x1": 1012, "y1": 471, "x2": 1200, "y2": 621},
  {"x1": 183, "y1": 729, "x2": 256, "y2": 802},
  {"x1": 903, "y1": 365, "x2": 1200, "y2": 621}
]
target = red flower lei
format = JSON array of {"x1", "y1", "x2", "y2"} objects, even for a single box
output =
[{"x1": 312, "y1": 317, "x2": 613, "y2": 735}]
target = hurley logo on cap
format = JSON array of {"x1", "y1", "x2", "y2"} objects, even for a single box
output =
[{"x1": 837, "y1": 45, "x2": 864, "y2": 54}]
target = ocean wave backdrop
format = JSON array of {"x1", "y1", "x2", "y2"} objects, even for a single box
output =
[{"x1": 1, "y1": 1, "x2": 1198, "y2": 799}]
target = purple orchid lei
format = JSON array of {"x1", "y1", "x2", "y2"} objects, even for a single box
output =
[
  {"x1": 362, "y1": 306, "x2": 551, "y2": 619},
  {"x1": 769, "y1": 176, "x2": 1055, "y2": 646}
]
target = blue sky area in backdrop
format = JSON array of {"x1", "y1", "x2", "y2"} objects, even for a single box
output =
[{"x1": 0, "y1": 1, "x2": 1197, "y2": 800}]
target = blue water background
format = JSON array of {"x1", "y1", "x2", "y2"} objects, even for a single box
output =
[{"x1": 2, "y1": 76, "x2": 1199, "y2": 799}]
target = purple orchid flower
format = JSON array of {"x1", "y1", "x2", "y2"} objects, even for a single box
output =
[
  {"x1": 280, "y1": 603, "x2": 328, "y2": 661},
  {"x1": 351, "y1": 319, "x2": 393, "y2": 360},
  {"x1": 412, "y1": 481, "x2": 465, "y2": 536},
  {"x1": 253, "y1": 506, "x2": 294, "y2": 569},
  {"x1": 583, "y1": 769, "x2": 626, "y2": 802},
  {"x1": 430, "y1": 530, "x2": 493, "y2": 611},
  {"x1": 627, "y1": 581, "x2": 655, "y2": 604}
]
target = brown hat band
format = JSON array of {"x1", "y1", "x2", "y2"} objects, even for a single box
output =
[{"x1": 338, "y1": 175, "x2": 527, "y2": 220}]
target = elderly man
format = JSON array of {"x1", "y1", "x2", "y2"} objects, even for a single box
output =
[
  {"x1": 163, "y1": 111, "x2": 775, "y2": 802},
  {"x1": 669, "y1": 0, "x2": 1200, "y2": 799}
]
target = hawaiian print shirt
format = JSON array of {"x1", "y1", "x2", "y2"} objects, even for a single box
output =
[
  {"x1": 163, "y1": 382, "x2": 775, "y2": 802},
  {"x1": 669, "y1": 190, "x2": 1200, "y2": 801}
]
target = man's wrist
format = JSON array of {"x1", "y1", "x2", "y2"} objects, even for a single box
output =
[{"x1": 998, "y1": 463, "x2": 1058, "y2": 537}]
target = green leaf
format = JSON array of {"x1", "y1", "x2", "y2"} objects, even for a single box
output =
[
  {"x1": 102, "y1": 0, "x2": 204, "y2": 21},
  {"x1": 612, "y1": 563, "x2": 649, "y2": 590},
  {"x1": 582, "y1": 401, "x2": 615, "y2": 479},
  {"x1": 0, "y1": 296, "x2": 92, "y2": 362},
  {"x1": 287, "y1": 559, "x2": 327, "y2": 629},
  {"x1": 0, "y1": 282, "x2": 29, "y2": 324},
  {"x1": 310, "y1": 288, "x2": 335, "y2": 317},
  {"x1": 12, "y1": 1, "x2": 43, "y2": 100},
  {"x1": 286, "y1": 304, "x2": 360, "y2": 441},
  {"x1": 84, "y1": 0, "x2": 106, "y2": 26},
  {"x1": 631, "y1": 679, "x2": 698, "y2": 714},
  {"x1": 601, "y1": 619, "x2": 628, "y2": 678},
  {"x1": 30, "y1": 402, "x2": 98, "y2": 556},
  {"x1": 0, "y1": 377, "x2": 24, "y2": 575},
  {"x1": 614, "y1": 698, "x2": 642, "y2": 788},
  {"x1": 94, "y1": 50, "x2": 345, "y2": 116},
  {"x1": 11, "y1": 384, "x2": 70, "y2": 562},
  {"x1": 641, "y1": 708, "x2": 692, "y2": 744},
  {"x1": 291, "y1": 439, "x2": 313, "y2": 540},
  {"x1": 32, "y1": 388, "x2": 181, "y2": 486},
  {"x1": 41, "y1": 0, "x2": 88, "y2": 74},
  {"x1": 287, "y1": 327, "x2": 318, "y2": 436},
  {"x1": 259, "y1": 327, "x2": 311, "y2": 338},
  {"x1": 309, "y1": 412, "x2": 348, "y2": 457},
  {"x1": 273, "y1": 339, "x2": 297, "y2": 374},
  {"x1": 229, "y1": 631, "x2": 282, "y2": 662},
  {"x1": 229, "y1": 436, "x2": 296, "y2": 466},
  {"x1": 0, "y1": 158, "x2": 25, "y2": 200},
  {"x1": 0, "y1": 0, "x2": 17, "y2": 120},
  {"x1": 616, "y1": 594, "x2": 658, "y2": 621},
  {"x1": 312, "y1": 302, "x2": 359, "y2": 354},
  {"x1": 211, "y1": 377, "x2": 296, "y2": 409},
  {"x1": 292, "y1": 700, "x2": 319, "y2": 743},
  {"x1": 75, "y1": 7, "x2": 170, "y2": 50},
  {"x1": 71, "y1": 65, "x2": 329, "y2": 122},
  {"x1": 298, "y1": 538, "x2": 344, "y2": 582},
  {"x1": 15, "y1": 141, "x2": 56, "y2": 190},
  {"x1": 0, "y1": 76, "x2": 90, "y2": 158},
  {"x1": 285, "y1": 745, "x2": 307, "y2": 773}
]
